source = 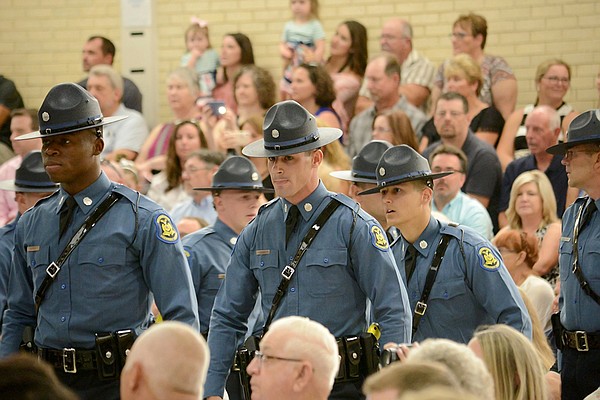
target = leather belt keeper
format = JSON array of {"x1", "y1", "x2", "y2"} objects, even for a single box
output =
[
  {"x1": 38, "y1": 348, "x2": 97, "y2": 373},
  {"x1": 335, "y1": 333, "x2": 380, "y2": 382},
  {"x1": 562, "y1": 330, "x2": 600, "y2": 352}
]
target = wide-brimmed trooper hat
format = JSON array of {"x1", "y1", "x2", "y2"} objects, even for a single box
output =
[
  {"x1": 547, "y1": 109, "x2": 600, "y2": 155},
  {"x1": 17, "y1": 82, "x2": 127, "y2": 141},
  {"x1": 0, "y1": 151, "x2": 60, "y2": 193},
  {"x1": 330, "y1": 140, "x2": 393, "y2": 184},
  {"x1": 194, "y1": 155, "x2": 274, "y2": 192},
  {"x1": 359, "y1": 145, "x2": 453, "y2": 195},
  {"x1": 242, "y1": 100, "x2": 342, "y2": 157}
]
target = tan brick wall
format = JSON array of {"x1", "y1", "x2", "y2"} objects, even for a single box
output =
[{"x1": 1, "y1": 0, "x2": 599, "y2": 123}]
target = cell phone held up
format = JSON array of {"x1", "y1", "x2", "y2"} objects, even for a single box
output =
[{"x1": 207, "y1": 101, "x2": 226, "y2": 116}]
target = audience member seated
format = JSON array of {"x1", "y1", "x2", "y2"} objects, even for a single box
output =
[
  {"x1": 136, "y1": 68, "x2": 201, "y2": 181},
  {"x1": 357, "y1": 18, "x2": 435, "y2": 114},
  {"x1": 493, "y1": 229, "x2": 554, "y2": 332},
  {"x1": 120, "y1": 321, "x2": 209, "y2": 400},
  {"x1": 499, "y1": 106, "x2": 578, "y2": 225},
  {"x1": 421, "y1": 53, "x2": 504, "y2": 150},
  {"x1": 469, "y1": 324, "x2": 550, "y2": 400},
  {"x1": 212, "y1": 33, "x2": 255, "y2": 113},
  {"x1": 348, "y1": 53, "x2": 427, "y2": 156},
  {"x1": 501, "y1": 170, "x2": 561, "y2": 285},
  {"x1": 431, "y1": 12, "x2": 517, "y2": 120},
  {"x1": 204, "y1": 65, "x2": 276, "y2": 154},
  {"x1": 290, "y1": 63, "x2": 341, "y2": 130},
  {"x1": 406, "y1": 338, "x2": 495, "y2": 400},
  {"x1": 324, "y1": 20, "x2": 368, "y2": 133},
  {"x1": 371, "y1": 109, "x2": 419, "y2": 150},
  {"x1": 87, "y1": 64, "x2": 149, "y2": 161},
  {"x1": 246, "y1": 316, "x2": 339, "y2": 400},
  {"x1": 429, "y1": 144, "x2": 493, "y2": 239},
  {"x1": 423, "y1": 92, "x2": 502, "y2": 229},
  {"x1": 0, "y1": 108, "x2": 41, "y2": 226},
  {"x1": 170, "y1": 149, "x2": 225, "y2": 224},
  {"x1": 362, "y1": 360, "x2": 460, "y2": 400},
  {"x1": 0, "y1": 74, "x2": 24, "y2": 160},
  {"x1": 177, "y1": 215, "x2": 208, "y2": 237},
  {"x1": 146, "y1": 120, "x2": 208, "y2": 210},
  {"x1": 78, "y1": 35, "x2": 142, "y2": 113},
  {"x1": 497, "y1": 59, "x2": 578, "y2": 170},
  {"x1": 0, "y1": 353, "x2": 78, "y2": 400}
]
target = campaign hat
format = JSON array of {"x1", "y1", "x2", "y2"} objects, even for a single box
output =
[
  {"x1": 0, "y1": 151, "x2": 60, "y2": 193},
  {"x1": 330, "y1": 140, "x2": 393, "y2": 184},
  {"x1": 547, "y1": 109, "x2": 600, "y2": 154},
  {"x1": 194, "y1": 155, "x2": 274, "y2": 193}
]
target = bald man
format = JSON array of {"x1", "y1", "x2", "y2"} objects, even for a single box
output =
[{"x1": 120, "y1": 321, "x2": 209, "y2": 400}]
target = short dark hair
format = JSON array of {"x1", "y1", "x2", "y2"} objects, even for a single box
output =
[
  {"x1": 438, "y1": 92, "x2": 469, "y2": 113},
  {"x1": 88, "y1": 35, "x2": 116, "y2": 58},
  {"x1": 10, "y1": 108, "x2": 39, "y2": 131}
]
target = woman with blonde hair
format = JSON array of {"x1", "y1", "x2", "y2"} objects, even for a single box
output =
[
  {"x1": 371, "y1": 109, "x2": 419, "y2": 151},
  {"x1": 503, "y1": 170, "x2": 561, "y2": 284},
  {"x1": 469, "y1": 324, "x2": 549, "y2": 400}
]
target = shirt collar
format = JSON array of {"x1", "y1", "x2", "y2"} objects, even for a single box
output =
[
  {"x1": 55, "y1": 172, "x2": 112, "y2": 215},
  {"x1": 400, "y1": 216, "x2": 440, "y2": 259},
  {"x1": 281, "y1": 181, "x2": 329, "y2": 222}
]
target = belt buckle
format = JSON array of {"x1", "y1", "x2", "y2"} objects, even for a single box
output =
[
  {"x1": 415, "y1": 301, "x2": 427, "y2": 316},
  {"x1": 46, "y1": 262, "x2": 60, "y2": 278},
  {"x1": 281, "y1": 265, "x2": 294, "y2": 280},
  {"x1": 575, "y1": 331, "x2": 589, "y2": 352},
  {"x1": 63, "y1": 348, "x2": 77, "y2": 373}
]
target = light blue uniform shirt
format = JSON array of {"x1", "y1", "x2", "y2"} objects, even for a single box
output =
[
  {"x1": 432, "y1": 191, "x2": 494, "y2": 240},
  {"x1": 392, "y1": 216, "x2": 531, "y2": 343},
  {"x1": 204, "y1": 183, "x2": 411, "y2": 397},
  {"x1": 0, "y1": 173, "x2": 199, "y2": 356},
  {"x1": 559, "y1": 197, "x2": 600, "y2": 332}
]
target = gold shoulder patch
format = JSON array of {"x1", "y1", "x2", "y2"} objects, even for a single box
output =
[
  {"x1": 478, "y1": 247, "x2": 499, "y2": 271},
  {"x1": 156, "y1": 214, "x2": 178, "y2": 243},
  {"x1": 371, "y1": 225, "x2": 389, "y2": 251}
]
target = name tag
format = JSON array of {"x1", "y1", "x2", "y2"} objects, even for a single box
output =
[
  {"x1": 27, "y1": 246, "x2": 40, "y2": 252},
  {"x1": 560, "y1": 237, "x2": 571, "y2": 242},
  {"x1": 218, "y1": 274, "x2": 225, "y2": 279},
  {"x1": 255, "y1": 250, "x2": 271, "y2": 255}
]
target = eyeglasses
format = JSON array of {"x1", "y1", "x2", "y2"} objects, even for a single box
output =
[
  {"x1": 563, "y1": 146, "x2": 600, "y2": 160},
  {"x1": 543, "y1": 76, "x2": 570, "y2": 85},
  {"x1": 448, "y1": 32, "x2": 471, "y2": 40},
  {"x1": 254, "y1": 351, "x2": 303, "y2": 370}
]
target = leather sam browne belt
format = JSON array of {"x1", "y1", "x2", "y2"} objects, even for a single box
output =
[
  {"x1": 562, "y1": 330, "x2": 600, "y2": 352},
  {"x1": 39, "y1": 348, "x2": 97, "y2": 373}
]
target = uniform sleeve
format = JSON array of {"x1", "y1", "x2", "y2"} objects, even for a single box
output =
[
  {"x1": 0, "y1": 221, "x2": 36, "y2": 357},
  {"x1": 138, "y1": 210, "x2": 199, "y2": 330},
  {"x1": 463, "y1": 238, "x2": 532, "y2": 338},
  {"x1": 349, "y1": 218, "x2": 412, "y2": 344},
  {"x1": 205, "y1": 225, "x2": 260, "y2": 398}
]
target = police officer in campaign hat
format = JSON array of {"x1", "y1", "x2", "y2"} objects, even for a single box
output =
[
  {"x1": 204, "y1": 100, "x2": 411, "y2": 400},
  {"x1": 0, "y1": 83, "x2": 199, "y2": 400},
  {"x1": 0, "y1": 150, "x2": 59, "y2": 334},
  {"x1": 546, "y1": 110, "x2": 600, "y2": 399},
  {"x1": 183, "y1": 155, "x2": 272, "y2": 400},
  {"x1": 359, "y1": 145, "x2": 531, "y2": 346},
  {"x1": 330, "y1": 140, "x2": 399, "y2": 242}
]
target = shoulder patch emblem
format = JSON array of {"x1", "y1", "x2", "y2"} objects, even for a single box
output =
[
  {"x1": 370, "y1": 225, "x2": 389, "y2": 251},
  {"x1": 155, "y1": 214, "x2": 178, "y2": 243},
  {"x1": 478, "y1": 247, "x2": 499, "y2": 271}
]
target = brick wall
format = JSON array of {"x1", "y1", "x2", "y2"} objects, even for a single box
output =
[{"x1": 1, "y1": 0, "x2": 598, "y2": 122}]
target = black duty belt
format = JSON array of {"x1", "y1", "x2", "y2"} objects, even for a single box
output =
[
  {"x1": 38, "y1": 348, "x2": 98, "y2": 373},
  {"x1": 562, "y1": 330, "x2": 600, "y2": 352}
]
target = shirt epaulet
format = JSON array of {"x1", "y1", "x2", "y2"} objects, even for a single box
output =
[
  {"x1": 440, "y1": 221, "x2": 462, "y2": 239},
  {"x1": 257, "y1": 197, "x2": 280, "y2": 214}
]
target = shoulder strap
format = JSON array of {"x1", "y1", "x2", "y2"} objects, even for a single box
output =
[
  {"x1": 571, "y1": 202, "x2": 600, "y2": 306},
  {"x1": 34, "y1": 192, "x2": 123, "y2": 314},
  {"x1": 411, "y1": 229, "x2": 454, "y2": 339},
  {"x1": 262, "y1": 199, "x2": 341, "y2": 333}
]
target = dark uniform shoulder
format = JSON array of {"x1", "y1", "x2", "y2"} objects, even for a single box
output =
[
  {"x1": 34, "y1": 190, "x2": 59, "y2": 206},
  {"x1": 112, "y1": 184, "x2": 165, "y2": 212},
  {"x1": 257, "y1": 197, "x2": 280, "y2": 215},
  {"x1": 182, "y1": 226, "x2": 216, "y2": 247},
  {"x1": 329, "y1": 193, "x2": 372, "y2": 220},
  {"x1": 439, "y1": 221, "x2": 462, "y2": 239}
]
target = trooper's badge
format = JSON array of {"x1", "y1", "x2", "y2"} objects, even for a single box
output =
[
  {"x1": 478, "y1": 247, "x2": 500, "y2": 271},
  {"x1": 155, "y1": 214, "x2": 178, "y2": 243},
  {"x1": 370, "y1": 225, "x2": 389, "y2": 251}
]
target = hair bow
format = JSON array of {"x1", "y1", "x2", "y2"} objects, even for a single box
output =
[{"x1": 190, "y1": 16, "x2": 208, "y2": 28}]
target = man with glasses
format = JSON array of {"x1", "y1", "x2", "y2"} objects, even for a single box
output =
[
  {"x1": 429, "y1": 144, "x2": 493, "y2": 239},
  {"x1": 423, "y1": 92, "x2": 502, "y2": 231},
  {"x1": 546, "y1": 110, "x2": 600, "y2": 399},
  {"x1": 246, "y1": 316, "x2": 339, "y2": 400},
  {"x1": 430, "y1": 12, "x2": 517, "y2": 120}
]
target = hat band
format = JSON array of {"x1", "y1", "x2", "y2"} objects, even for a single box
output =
[
  {"x1": 14, "y1": 178, "x2": 58, "y2": 189},
  {"x1": 42, "y1": 114, "x2": 103, "y2": 135},
  {"x1": 264, "y1": 132, "x2": 320, "y2": 151},
  {"x1": 213, "y1": 181, "x2": 263, "y2": 189},
  {"x1": 379, "y1": 170, "x2": 430, "y2": 186},
  {"x1": 352, "y1": 168, "x2": 376, "y2": 180}
]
